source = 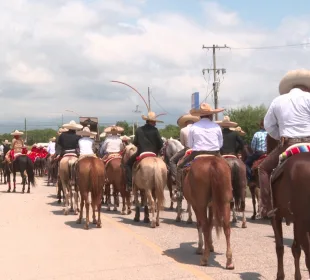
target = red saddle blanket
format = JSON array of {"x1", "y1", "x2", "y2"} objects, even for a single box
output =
[
  {"x1": 136, "y1": 152, "x2": 156, "y2": 162},
  {"x1": 222, "y1": 155, "x2": 237, "y2": 159},
  {"x1": 279, "y1": 144, "x2": 310, "y2": 165},
  {"x1": 252, "y1": 154, "x2": 267, "y2": 170}
]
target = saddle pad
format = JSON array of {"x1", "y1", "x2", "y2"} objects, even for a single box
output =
[
  {"x1": 222, "y1": 155, "x2": 237, "y2": 159},
  {"x1": 252, "y1": 154, "x2": 267, "y2": 171},
  {"x1": 104, "y1": 155, "x2": 122, "y2": 165},
  {"x1": 136, "y1": 152, "x2": 156, "y2": 161},
  {"x1": 279, "y1": 143, "x2": 310, "y2": 165},
  {"x1": 194, "y1": 154, "x2": 215, "y2": 159},
  {"x1": 63, "y1": 153, "x2": 77, "y2": 158}
]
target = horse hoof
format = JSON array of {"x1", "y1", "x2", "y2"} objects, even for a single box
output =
[
  {"x1": 133, "y1": 217, "x2": 140, "y2": 222},
  {"x1": 121, "y1": 211, "x2": 126, "y2": 215},
  {"x1": 74, "y1": 211, "x2": 78, "y2": 215},
  {"x1": 242, "y1": 222, "x2": 247, "y2": 228},
  {"x1": 226, "y1": 263, "x2": 235, "y2": 270},
  {"x1": 22, "y1": 191, "x2": 25, "y2": 194},
  {"x1": 84, "y1": 224, "x2": 89, "y2": 230},
  {"x1": 169, "y1": 206, "x2": 173, "y2": 210},
  {"x1": 112, "y1": 208, "x2": 117, "y2": 212},
  {"x1": 200, "y1": 258, "x2": 208, "y2": 266},
  {"x1": 144, "y1": 218, "x2": 150, "y2": 223},
  {"x1": 96, "y1": 223, "x2": 102, "y2": 228},
  {"x1": 92, "y1": 219, "x2": 97, "y2": 225},
  {"x1": 7, "y1": 190, "x2": 10, "y2": 193},
  {"x1": 13, "y1": 189, "x2": 16, "y2": 193},
  {"x1": 232, "y1": 218, "x2": 237, "y2": 223},
  {"x1": 210, "y1": 246, "x2": 214, "y2": 252},
  {"x1": 150, "y1": 221, "x2": 156, "y2": 228},
  {"x1": 156, "y1": 221, "x2": 159, "y2": 227},
  {"x1": 186, "y1": 219, "x2": 193, "y2": 224},
  {"x1": 70, "y1": 208, "x2": 74, "y2": 213},
  {"x1": 57, "y1": 200, "x2": 61, "y2": 204},
  {"x1": 196, "y1": 248, "x2": 203, "y2": 255},
  {"x1": 175, "y1": 216, "x2": 181, "y2": 222},
  {"x1": 27, "y1": 190, "x2": 30, "y2": 194},
  {"x1": 64, "y1": 210, "x2": 69, "y2": 215},
  {"x1": 127, "y1": 210, "x2": 132, "y2": 215},
  {"x1": 251, "y1": 215, "x2": 256, "y2": 220},
  {"x1": 107, "y1": 208, "x2": 111, "y2": 212},
  {"x1": 76, "y1": 219, "x2": 82, "y2": 224}
]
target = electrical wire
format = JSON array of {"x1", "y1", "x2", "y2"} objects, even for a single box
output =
[{"x1": 230, "y1": 42, "x2": 310, "y2": 50}]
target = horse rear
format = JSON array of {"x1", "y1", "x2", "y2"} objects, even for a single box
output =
[
  {"x1": 76, "y1": 157, "x2": 105, "y2": 229},
  {"x1": 271, "y1": 152, "x2": 310, "y2": 279},
  {"x1": 183, "y1": 156, "x2": 234, "y2": 269}
]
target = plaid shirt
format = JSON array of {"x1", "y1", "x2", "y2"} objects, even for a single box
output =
[{"x1": 251, "y1": 129, "x2": 267, "y2": 153}]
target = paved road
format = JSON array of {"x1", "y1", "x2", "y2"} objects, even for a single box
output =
[{"x1": 0, "y1": 177, "x2": 307, "y2": 280}]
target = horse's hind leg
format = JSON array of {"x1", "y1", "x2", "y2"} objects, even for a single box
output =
[
  {"x1": 167, "y1": 174, "x2": 174, "y2": 210},
  {"x1": 223, "y1": 203, "x2": 234, "y2": 270},
  {"x1": 145, "y1": 189, "x2": 156, "y2": 228},
  {"x1": 112, "y1": 189, "x2": 118, "y2": 211},
  {"x1": 249, "y1": 184, "x2": 257, "y2": 220},
  {"x1": 291, "y1": 223, "x2": 302, "y2": 280},
  {"x1": 84, "y1": 194, "x2": 90, "y2": 230},
  {"x1": 231, "y1": 199, "x2": 237, "y2": 223},
  {"x1": 96, "y1": 193, "x2": 102, "y2": 228},
  {"x1": 13, "y1": 172, "x2": 17, "y2": 193},
  {"x1": 76, "y1": 192, "x2": 84, "y2": 225},
  {"x1": 186, "y1": 203, "x2": 193, "y2": 224}
]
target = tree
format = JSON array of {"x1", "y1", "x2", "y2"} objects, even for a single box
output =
[
  {"x1": 224, "y1": 105, "x2": 267, "y2": 143},
  {"x1": 159, "y1": 124, "x2": 180, "y2": 139},
  {"x1": 115, "y1": 121, "x2": 137, "y2": 136}
]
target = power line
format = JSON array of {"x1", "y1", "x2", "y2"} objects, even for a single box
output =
[{"x1": 231, "y1": 42, "x2": 310, "y2": 50}]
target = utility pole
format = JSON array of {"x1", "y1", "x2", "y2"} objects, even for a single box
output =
[
  {"x1": 148, "y1": 87, "x2": 151, "y2": 111},
  {"x1": 24, "y1": 118, "x2": 27, "y2": 144},
  {"x1": 61, "y1": 114, "x2": 64, "y2": 125},
  {"x1": 202, "y1": 44, "x2": 229, "y2": 120},
  {"x1": 132, "y1": 105, "x2": 141, "y2": 136}
]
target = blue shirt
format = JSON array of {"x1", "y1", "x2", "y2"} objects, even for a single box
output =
[{"x1": 251, "y1": 129, "x2": 267, "y2": 153}]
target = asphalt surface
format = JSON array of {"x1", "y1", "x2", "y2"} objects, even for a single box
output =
[{"x1": 0, "y1": 177, "x2": 308, "y2": 280}]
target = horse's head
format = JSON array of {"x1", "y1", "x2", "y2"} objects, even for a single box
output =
[
  {"x1": 165, "y1": 139, "x2": 184, "y2": 159},
  {"x1": 122, "y1": 144, "x2": 137, "y2": 163}
]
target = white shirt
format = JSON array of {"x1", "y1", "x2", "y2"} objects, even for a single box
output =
[
  {"x1": 180, "y1": 124, "x2": 192, "y2": 147},
  {"x1": 101, "y1": 135, "x2": 123, "y2": 153},
  {"x1": 264, "y1": 88, "x2": 310, "y2": 140},
  {"x1": 79, "y1": 137, "x2": 95, "y2": 155},
  {"x1": 47, "y1": 141, "x2": 56, "y2": 154},
  {"x1": 0, "y1": 145, "x2": 3, "y2": 154},
  {"x1": 188, "y1": 118, "x2": 223, "y2": 151}
]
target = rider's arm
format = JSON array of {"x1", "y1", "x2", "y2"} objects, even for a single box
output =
[
  {"x1": 180, "y1": 129, "x2": 186, "y2": 147},
  {"x1": 251, "y1": 134, "x2": 257, "y2": 152},
  {"x1": 218, "y1": 127, "x2": 223, "y2": 148},
  {"x1": 188, "y1": 128, "x2": 193, "y2": 149},
  {"x1": 264, "y1": 101, "x2": 280, "y2": 140}
]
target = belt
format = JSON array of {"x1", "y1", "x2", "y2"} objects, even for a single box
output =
[{"x1": 282, "y1": 136, "x2": 310, "y2": 145}]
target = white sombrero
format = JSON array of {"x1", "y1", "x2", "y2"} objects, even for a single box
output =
[
  {"x1": 99, "y1": 132, "x2": 106, "y2": 138},
  {"x1": 216, "y1": 116, "x2": 238, "y2": 128},
  {"x1": 58, "y1": 128, "x2": 68, "y2": 134},
  {"x1": 177, "y1": 113, "x2": 200, "y2": 128},
  {"x1": 230, "y1": 126, "x2": 246, "y2": 136},
  {"x1": 190, "y1": 103, "x2": 224, "y2": 117},
  {"x1": 62, "y1": 120, "x2": 83, "y2": 131},
  {"x1": 141, "y1": 111, "x2": 164, "y2": 123},
  {"x1": 77, "y1": 126, "x2": 97, "y2": 137},
  {"x1": 104, "y1": 125, "x2": 124, "y2": 134},
  {"x1": 120, "y1": 135, "x2": 131, "y2": 141},
  {"x1": 3, "y1": 140, "x2": 11, "y2": 145},
  {"x1": 50, "y1": 137, "x2": 56, "y2": 141},
  {"x1": 11, "y1": 130, "x2": 24, "y2": 136},
  {"x1": 279, "y1": 69, "x2": 310, "y2": 94}
]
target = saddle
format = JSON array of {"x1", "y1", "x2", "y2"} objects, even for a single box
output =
[
  {"x1": 62, "y1": 153, "x2": 78, "y2": 158},
  {"x1": 103, "y1": 153, "x2": 122, "y2": 167},
  {"x1": 222, "y1": 154, "x2": 237, "y2": 159},
  {"x1": 133, "y1": 152, "x2": 156, "y2": 170},
  {"x1": 271, "y1": 143, "x2": 310, "y2": 183},
  {"x1": 252, "y1": 154, "x2": 267, "y2": 171}
]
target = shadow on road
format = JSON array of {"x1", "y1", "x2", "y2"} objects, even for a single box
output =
[
  {"x1": 266, "y1": 235, "x2": 293, "y2": 248},
  {"x1": 51, "y1": 209, "x2": 65, "y2": 216},
  {"x1": 163, "y1": 242, "x2": 223, "y2": 268},
  {"x1": 238, "y1": 272, "x2": 263, "y2": 280},
  {"x1": 116, "y1": 216, "x2": 154, "y2": 228},
  {"x1": 161, "y1": 217, "x2": 196, "y2": 228}
]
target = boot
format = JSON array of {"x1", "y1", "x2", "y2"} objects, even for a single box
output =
[
  {"x1": 175, "y1": 168, "x2": 183, "y2": 199},
  {"x1": 125, "y1": 165, "x2": 133, "y2": 192}
]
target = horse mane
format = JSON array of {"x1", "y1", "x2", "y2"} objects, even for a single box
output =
[{"x1": 166, "y1": 139, "x2": 184, "y2": 156}]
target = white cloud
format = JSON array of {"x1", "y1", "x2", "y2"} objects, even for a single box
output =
[{"x1": 0, "y1": 0, "x2": 310, "y2": 129}]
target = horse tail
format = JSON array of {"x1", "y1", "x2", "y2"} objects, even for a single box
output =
[
  {"x1": 154, "y1": 159, "x2": 165, "y2": 210},
  {"x1": 89, "y1": 159, "x2": 104, "y2": 200},
  {"x1": 209, "y1": 158, "x2": 229, "y2": 238},
  {"x1": 231, "y1": 160, "x2": 242, "y2": 211},
  {"x1": 26, "y1": 157, "x2": 36, "y2": 187}
]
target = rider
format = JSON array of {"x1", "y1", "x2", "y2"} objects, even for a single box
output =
[
  {"x1": 169, "y1": 113, "x2": 199, "y2": 181},
  {"x1": 100, "y1": 126, "x2": 124, "y2": 159},
  {"x1": 7, "y1": 130, "x2": 26, "y2": 162},
  {"x1": 245, "y1": 120, "x2": 267, "y2": 182},
  {"x1": 47, "y1": 137, "x2": 56, "y2": 157},
  {"x1": 124, "y1": 111, "x2": 164, "y2": 191},
  {"x1": 120, "y1": 135, "x2": 131, "y2": 146},
  {"x1": 77, "y1": 126, "x2": 97, "y2": 159},
  {"x1": 259, "y1": 69, "x2": 310, "y2": 217},
  {"x1": 57, "y1": 120, "x2": 82, "y2": 156},
  {"x1": 176, "y1": 103, "x2": 224, "y2": 190},
  {"x1": 217, "y1": 116, "x2": 244, "y2": 155},
  {"x1": 3, "y1": 140, "x2": 11, "y2": 159}
]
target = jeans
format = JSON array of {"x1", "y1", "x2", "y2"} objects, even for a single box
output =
[
  {"x1": 169, "y1": 148, "x2": 187, "y2": 178},
  {"x1": 124, "y1": 152, "x2": 137, "y2": 187},
  {"x1": 245, "y1": 151, "x2": 265, "y2": 181}
]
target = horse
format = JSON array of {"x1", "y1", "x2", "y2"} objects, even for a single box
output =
[
  {"x1": 123, "y1": 144, "x2": 167, "y2": 228},
  {"x1": 46, "y1": 156, "x2": 58, "y2": 186},
  {"x1": 0, "y1": 154, "x2": 5, "y2": 183},
  {"x1": 103, "y1": 154, "x2": 131, "y2": 214},
  {"x1": 262, "y1": 134, "x2": 310, "y2": 279},
  {"x1": 76, "y1": 157, "x2": 105, "y2": 229},
  {"x1": 163, "y1": 138, "x2": 184, "y2": 209},
  {"x1": 7, "y1": 155, "x2": 35, "y2": 193},
  {"x1": 34, "y1": 157, "x2": 46, "y2": 177},
  {"x1": 183, "y1": 155, "x2": 234, "y2": 268},
  {"x1": 59, "y1": 154, "x2": 79, "y2": 215},
  {"x1": 222, "y1": 155, "x2": 247, "y2": 228}
]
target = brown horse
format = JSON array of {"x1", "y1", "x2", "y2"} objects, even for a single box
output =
[
  {"x1": 123, "y1": 144, "x2": 167, "y2": 228},
  {"x1": 222, "y1": 155, "x2": 247, "y2": 228},
  {"x1": 76, "y1": 157, "x2": 105, "y2": 229},
  {"x1": 263, "y1": 134, "x2": 310, "y2": 279},
  {"x1": 183, "y1": 155, "x2": 234, "y2": 268},
  {"x1": 104, "y1": 155, "x2": 131, "y2": 215}
]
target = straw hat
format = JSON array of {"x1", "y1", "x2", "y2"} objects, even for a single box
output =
[
  {"x1": 141, "y1": 111, "x2": 164, "y2": 123},
  {"x1": 62, "y1": 120, "x2": 83, "y2": 130},
  {"x1": 120, "y1": 135, "x2": 131, "y2": 141},
  {"x1": 50, "y1": 137, "x2": 56, "y2": 142},
  {"x1": 104, "y1": 125, "x2": 124, "y2": 135},
  {"x1": 230, "y1": 126, "x2": 246, "y2": 136},
  {"x1": 99, "y1": 132, "x2": 106, "y2": 138},
  {"x1": 216, "y1": 116, "x2": 238, "y2": 128},
  {"x1": 279, "y1": 69, "x2": 310, "y2": 94},
  {"x1": 32, "y1": 143, "x2": 37, "y2": 147},
  {"x1": 11, "y1": 130, "x2": 24, "y2": 136},
  {"x1": 177, "y1": 114, "x2": 200, "y2": 128},
  {"x1": 77, "y1": 126, "x2": 97, "y2": 137},
  {"x1": 190, "y1": 103, "x2": 224, "y2": 117},
  {"x1": 3, "y1": 140, "x2": 11, "y2": 145}
]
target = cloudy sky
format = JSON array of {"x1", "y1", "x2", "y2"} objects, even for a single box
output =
[{"x1": 1, "y1": 0, "x2": 310, "y2": 132}]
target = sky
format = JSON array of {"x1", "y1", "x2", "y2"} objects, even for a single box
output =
[{"x1": 0, "y1": 0, "x2": 310, "y2": 133}]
